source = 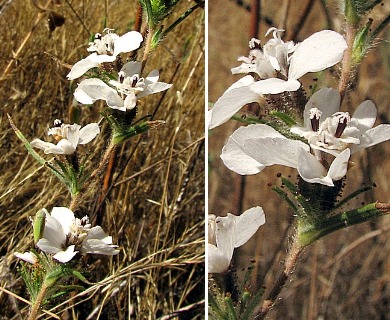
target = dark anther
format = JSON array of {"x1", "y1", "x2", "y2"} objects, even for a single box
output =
[
  {"x1": 335, "y1": 117, "x2": 348, "y2": 138},
  {"x1": 131, "y1": 76, "x2": 139, "y2": 87},
  {"x1": 95, "y1": 33, "x2": 102, "y2": 40},
  {"x1": 310, "y1": 116, "x2": 320, "y2": 132},
  {"x1": 53, "y1": 119, "x2": 63, "y2": 127}
]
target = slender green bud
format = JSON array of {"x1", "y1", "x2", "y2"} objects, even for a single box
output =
[
  {"x1": 344, "y1": 0, "x2": 360, "y2": 26},
  {"x1": 33, "y1": 209, "x2": 46, "y2": 244},
  {"x1": 352, "y1": 18, "x2": 373, "y2": 64}
]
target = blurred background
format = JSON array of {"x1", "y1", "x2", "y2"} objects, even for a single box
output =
[
  {"x1": 0, "y1": 0, "x2": 204, "y2": 318},
  {"x1": 209, "y1": 0, "x2": 390, "y2": 319}
]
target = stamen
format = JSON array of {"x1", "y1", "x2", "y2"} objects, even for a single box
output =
[
  {"x1": 53, "y1": 119, "x2": 63, "y2": 127},
  {"x1": 131, "y1": 75, "x2": 139, "y2": 87},
  {"x1": 95, "y1": 33, "x2": 102, "y2": 40},
  {"x1": 309, "y1": 108, "x2": 322, "y2": 132},
  {"x1": 249, "y1": 38, "x2": 261, "y2": 49},
  {"x1": 118, "y1": 71, "x2": 125, "y2": 83},
  {"x1": 334, "y1": 112, "x2": 350, "y2": 138}
]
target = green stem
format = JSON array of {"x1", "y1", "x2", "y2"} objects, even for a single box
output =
[
  {"x1": 69, "y1": 140, "x2": 117, "y2": 212},
  {"x1": 160, "y1": 1, "x2": 204, "y2": 39},
  {"x1": 28, "y1": 282, "x2": 48, "y2": 320}
]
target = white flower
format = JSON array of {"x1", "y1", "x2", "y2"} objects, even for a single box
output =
[
  {"x1": 220, "y1": 124, "x2": 350, "y2": 186},
  {"x1": 67, "y1": 29, "x2": 143, "y2": 80},
  {"x1": 209, "y1": 29, "x2": 347, "y2": 129},
  {"x1": 31, "y1": 120, "x2": 100, "y2": 155},
  {"x1": 208, "y1": 207, "x2": 265, "y2": 273},
  {"x1": 231, "y1": 28, "x2": 296, "y2": 78},
  {"x1": 14, "y1": 251, "x2": 38, "y2": 264},
  {"x1": 36, "y1": 207, "x2": 119, "y2": 263},
  {"x1": 74, "y1": 61, "x2": 172, "y2": 111},
  {"x1": 291, "y1": 88, "x2": 390, "y2": 156}
]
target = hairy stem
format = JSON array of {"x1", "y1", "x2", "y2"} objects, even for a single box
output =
[
  {"x1": 338, "y1": 25, "x2": 356, "y2": 103},
  {"x1": 28, "y1": 282, "x2": 48, "y2": 320},
  {"x1": 141, "y1": 28, "x2": 154, "y2": 71},
  {"x1": 69, "y1": 141, "x2": 117, "y2": 212},
  {"x1": 255, "y1": 234, "x2": 304, "y2": 319}
]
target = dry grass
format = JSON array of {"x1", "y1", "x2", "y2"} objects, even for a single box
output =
[
  {"x1": 0, "y1": 0, "x2": 204, "y2": 319},
  {"x1": 209, "y1": 1, "x2": 390, "y2": 319}
]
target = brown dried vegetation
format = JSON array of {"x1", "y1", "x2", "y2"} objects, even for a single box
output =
[{"x1": 0, "y1": 0, "x2": 205, "y2": 319}]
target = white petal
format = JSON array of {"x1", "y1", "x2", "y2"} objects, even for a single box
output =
[
  {"x1": 296, "y1": 150, "x2": 333, "y2": 186},
  {"x1": 220, "y1": 135, "x2": 266, "y2": 174},
  {"x1": 53, "y1": 245, "x2": 78, "y2": 263},
  {"x1": 113, "y1": 31, "x2": 143, "y2": 56},
  {"x1": 79, "y1": 123, "x2": 100, "y2": 144},
  {"x1": 124, "y1": 93, "x2": 137, "y2": 110},
  {"x1": 56, "y1": 139, "x2": 76, "y2": 155},
  {"x1": 31, "y1": 139, "x2": 64, "y2": 154},
  {"x1": 214, "y1": 216, "x2": 235, "y2": 267},
  {"x1": 14, "y1": 251, "x2": 38, "y2": 264},
  {"x1": 208, "y1": 244, "x2": 230, "y2": 273},
  {"x1": 86, "y1": 226, "x2": 111, "y2": 241},
  {"x1": 351, "y1": 124, "x2": 390, "y2": 153},
  {"x1": 351, "y1": 100, "x2": 377, "y2": 132},
  {"x1": 327, "y1": 149, "x2": 350, "y2": 181},
  {"x1": 82, "y1": 239, "x2": 119, "y2": 255},
  {"x1": 209, "y1": 84, "x2": 259, "y2": 129},
  {"x1": 288, "y1": 30, "x2": 347, "y2": 80},
  {"x1": 37, "y1": 238, "x2": 62, "y2": 254},
  {"x1": 145, "y1": 69, "x2": 159, "y2": 83},
  {"x1": 121, "y1": 61, "x2": 142, "y2": 77},
  {"x1": 225, "y1": 75, "x2": 256, "y2": 93},
  {"x1": 67, "y1": 54, "x2": 100, "y2": 80},
  {"x1": 105, "y1": 92, "x2": 126, "y2": 111},
  {"x1": 64, "y1": 125, "x2": 81, "y2": 151},
  {"x1": 221, "y1": 124, "x2": 310, "y2": 175},
  {"x1": 234, "y1": 207, "x2": 265, "y2": 247},
  {"x1": 89, "y1": 54, "x2": 116, "y2": 63},
  {"x1": 249, "y1": 78, "x2": 300, "y2": 94},
  {"x1": 304, "y1": 88, "x2": 340, "y2": 128},
  {"x1": 74, "y1": 78, "x2": 117, "y2": 104},
  {"x1": 51, "y1": 207, "x2": 75, "y2": 235},
  {"x1": 139, "y1": 82, "x2": 172, "y2": 97}
]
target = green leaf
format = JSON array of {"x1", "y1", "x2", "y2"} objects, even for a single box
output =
[
  {"x1": 298, "y1": 202, "x2": 388, "y2": 246},
  {"x1": 208, "y1": 290, "x2": 226, "y2": 319},
  {"x1": 268, "y1": 110, "x2": 297, "y2": 126},
  {"x1": 7, "y1": 114, "x2": 65, "y2": 182}
]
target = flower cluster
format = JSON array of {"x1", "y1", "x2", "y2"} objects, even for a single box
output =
[
  {"x1": 221, "y1": 88, "x2": 390, "y2": 186},
  {"x1": 208, "y1": 28, "x2": 348, "y2": 129},
  {"x1": 210, "y1": 27, "x2": 390, "y2": 187},
  {"x1": 67, "y1": 28, "x2": 172, "y2": 112},
  {"x1": 15, "y1": 207, "x2": 119, "y2": 264},
  {"x1": 74, "y1": 61, "x2": 172, "y2": 111}
]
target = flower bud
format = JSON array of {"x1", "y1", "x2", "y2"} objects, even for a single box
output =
[{"x1": 33, "y1": 209, "x2": 46, "y2": 244}]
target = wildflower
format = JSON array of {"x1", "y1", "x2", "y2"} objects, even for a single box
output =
[
  {"x1": 74, "y1": 61, "x2": 172, "y2": 111},
  {"x1": 67, "y1": 29, "x2": 143, "y2": 80},
  {"x1": 31, "y1": 119, "x2": 100, "y2": 155},
  {"x1": 291, "y1": 87, "x2": 390, "y2": 156},
  {"x1": 14, "y1": 251, "x2": 38, "y2": 265},
  {"x1": 209, "y1": 29, "x2": 347, "y2": 129},
  {"x1": 231, "y1": 28, "x2": 296, "y2": 78},
  {"x1": 220, "y1": 124, "x2": 350, "y2": 186},
  {"x1": 36, "y1": 207, "x2": 119, "y2": 263},
  {"x1": 208, "y1": 207, "x2": 265, "y2": 273}
]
